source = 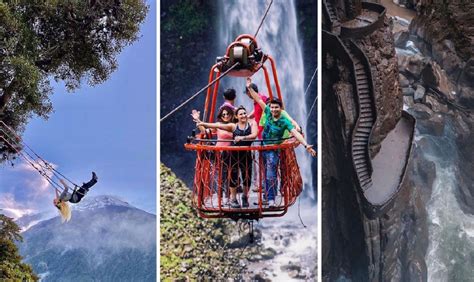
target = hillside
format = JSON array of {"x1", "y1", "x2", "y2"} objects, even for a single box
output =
[{"x1": 19, "y1": 196, "x2": 156, "y2": 281}]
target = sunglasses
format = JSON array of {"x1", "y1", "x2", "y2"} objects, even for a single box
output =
[{"x1": 221, "y1": 112, "x2": 230, "y2": 117}]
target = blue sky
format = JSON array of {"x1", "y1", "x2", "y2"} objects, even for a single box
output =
[{"x1": 0, "y1": 1, "x2": 156, "y2": 217}]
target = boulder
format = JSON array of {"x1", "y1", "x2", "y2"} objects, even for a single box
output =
[
  {"x1": 399, "y1": 73, "x2": 410, "y2": 88},
  {"x1": 402, "y1": 87, "x2": 415, "y2": 96},
  {"x1": 394, "y1": 31, "x2": 410, "y2": 48},
  {"x1": 414, "y1": 84, "x2": 426, "y2": 102},
  {"x1": 420, "y1": 63, "x2": 439, "y2": 88}
]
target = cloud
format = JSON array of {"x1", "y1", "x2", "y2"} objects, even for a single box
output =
[
  {"x1": 0, "y1": 159, "x2": 60, "y2": 218},
  {"x1": 0, "y1": 193, "x2": 35, "y2": 219},
  {"x1": 12, "y1": 160, "x2": 57, "y2": 197}
]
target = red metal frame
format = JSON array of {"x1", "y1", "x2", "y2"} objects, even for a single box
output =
[
  {"x1": 185, "y1": 139, "x2": 303, "y2": 219},
  {"x1": 185, "y1": 35, "x2": 304, "y2": 220}
]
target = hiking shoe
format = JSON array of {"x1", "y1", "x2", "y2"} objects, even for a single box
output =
[
  {"x1": 230, "y1": 199, "x2": 240, "y2": 208},
  {"x1": 241, "y1": 196, "x2": 249, "y2": 208}
]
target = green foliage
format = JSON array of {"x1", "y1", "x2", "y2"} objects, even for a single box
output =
[
  {"x1": 0, "y1": 0, "x2": 148, "y2": 162},
  {"x1": 163, "y1": 0, "x2": 208, "y2": 40},
  {"x1": 0, "y1": 214, "x2": 21, "y2": 242},
  {"x1": 0, "y1": 215, "x2": 38, "y2": 281},
  {"x1": 160, "y1": 164, "x2": 246, "y2": 280}
]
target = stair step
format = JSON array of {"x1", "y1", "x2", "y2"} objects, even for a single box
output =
[
  {"x1": 362, "y1": 180, "x2": 372, "y2": 190},
  {"x1": 356, "y1": 167, "x2": 369, "y2": 175},
  {"x1": 355, "y1": 160, "x2": 367, "y2": 168},
  {"x1": 354, "y1": 132, "x2": 369, "y2": 137},
  {"x1": 357, "y1": 137, "x2": 368, "y2": 146},
  {"x1": 359, "y1": 117, "x2": 374, "y2": 123},
  {"x1": 353, "y1": 156, "x2": 365, "y2": 163},
  {"x1": 353, "y1": 147, "x2": 365, "y2": 153},
  {"x1": 352, "y1": 140, "x2": 367, "y2": 145},
  {"x1": 353, "y1": 138, "x2": 368, "y2": 144},
  {"x1": 357, "y1": 127, "x2": 371, "y2": 133},
  {"x1": 359, "y1": 173, "x2": 372, "y2": 183},
  {"x1": 358, "y1": 122, "x2": 372, "y2": 128},
  {"x1": 362, "y1": 176, "x2": 372, "y2": 185},
  {"x1": 359, "y1": 171, "x2": 370, "y2": 180}
]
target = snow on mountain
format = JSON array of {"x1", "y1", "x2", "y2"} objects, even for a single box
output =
[{"x1": 71, "y1": 195, "x2": 133, "y2": 211}]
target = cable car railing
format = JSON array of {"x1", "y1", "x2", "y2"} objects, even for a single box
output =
[{"x1": 185, "y1": 135, "x2": 303, "y2": 220}]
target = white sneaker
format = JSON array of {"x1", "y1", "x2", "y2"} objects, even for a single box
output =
[{"x1": 268, "y1": 200, "x2": 275, "y2": 208}]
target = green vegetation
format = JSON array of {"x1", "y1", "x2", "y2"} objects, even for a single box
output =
[
  {"x1": 160, "y1": 164, "x2": 243, "y2": 280},
  {"x1": 0, "y1": 214, "x2": 38, "y2": 281},
  {"x1": 0, "y1": 0, "x2": 148, "y2": 162},
  {"x1": 163, "y1": 0, "x2": 209, "y2": 41}
]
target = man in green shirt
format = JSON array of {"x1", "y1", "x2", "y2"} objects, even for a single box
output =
[{"x1": 246, "y1": 78, "x2": 316, "y2": 207}]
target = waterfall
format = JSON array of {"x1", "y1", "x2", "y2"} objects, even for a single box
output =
[
  {"x1": 218, "y1": 0, "x2": 313, "y2": 197},
  {"x1": 217, "y1": 2, "x2": 317, "y2": 279}
]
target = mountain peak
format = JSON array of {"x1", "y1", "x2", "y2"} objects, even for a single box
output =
[{"x1": 72, "y1": 195, "x2": 133, "y2": 211}]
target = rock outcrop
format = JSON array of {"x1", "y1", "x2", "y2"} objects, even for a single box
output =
[
  {"x1": 322, "y1": 1, "x2": 428, "y2": 280},
  {"x1": 409, "y1": 1, "x2": 474, "y2": 215}
]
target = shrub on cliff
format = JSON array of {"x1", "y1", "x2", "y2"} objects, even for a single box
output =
[{"x1": 160, "y1": 164, "x2": 248, "y2": 280}]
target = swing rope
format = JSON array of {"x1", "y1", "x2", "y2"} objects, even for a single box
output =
[
  {"x1": 0, "y1": 121, "x2": 80, "y2": 188},
  {"x1": 0, "y1": 134, "x2": 63, "y2": 191}
]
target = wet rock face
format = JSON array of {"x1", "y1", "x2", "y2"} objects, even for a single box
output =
[
  {"x1": 321, "y1": 62, "x2": 368, "y2": 281},
  {"x1": 358, "y1": 17, "x2": 403, "y2": 157},
  {"x1": 409, "y1": 1, "x2": 474, "y2": 108},
  {"x1": 160, "y1": 1, "x2": 218, "y2": 186},
  {"x1": 405, "y1": 0, "x2": 474, "y2": 215},
  {"x1": 454, "y1": 121, "x2": 474, "y2": 215}
]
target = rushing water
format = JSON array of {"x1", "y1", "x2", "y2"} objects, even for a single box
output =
[
  {"x1": 416, "y1": 122, "x2": 474, "y2": 281},
  {"x1": 395, "y1": 24, "x2": 474, "y2": 279},
  {"x1": 253, "y1": 199, "x2": 318, "y2": 280},
  {"x1": 218, "y1": 1, "x2": 317, "y2": 279}
]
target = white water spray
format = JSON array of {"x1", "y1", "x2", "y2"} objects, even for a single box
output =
[
  {"x1": 218, "y1": 0, "x2": 313, "y2": 197},
  {"x1": 420, "y1": 127, "x2": 474, "y2": 281},
  {"x1": 396, "y1": 34, "x2": 474, "y2": 280}
]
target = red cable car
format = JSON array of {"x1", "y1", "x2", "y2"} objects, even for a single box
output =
[{"x1": 184, "y1": 34, "x2": 303, "y2": 220}]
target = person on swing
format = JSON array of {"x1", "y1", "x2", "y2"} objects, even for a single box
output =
[{"x1": 53, "y1": 172, "x2": 98, "y2": 222}]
